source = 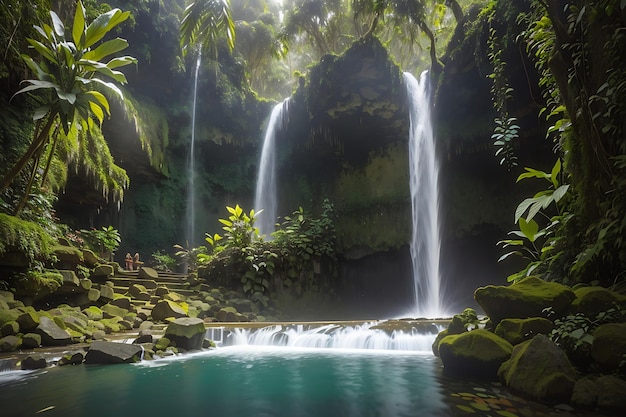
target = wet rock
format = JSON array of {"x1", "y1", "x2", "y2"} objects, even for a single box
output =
[
  {"x1": 22, "y1": 332, "x2": 42, "y2": 348},
  {"x1": 154, "y1": 337, "x2": 171, "y2": 351},
  {"x1": 151, "y1": 300, "x2": 187, "y2": 321},
  {"x1": 494, "y1": 317, "x2": 554, "y2": 345},
  {"x1": 591, "y1": 322, "x2": 626, "y2": 372},
  {"x1": 164, "y1": 317, "x2": 206, "y2": 351},
  {"x1": 438, "y1": 329, "x2": 512, "y2": 378},
  {"x1": 216, "y1": 307, "x2": 239, "y2": 322},
  {"x1": 474, "y1": 277, "x2": 575, "y2": 324},
  {"x1": 21, "y1": 355, "x2": 47, "y2": 370},
  {"x1": 498, "y1": 334, "x2": 576, "y2": 403},
  {"x1": 134, "y1": 330, "x2": 153, "y2": 344},
  {"x1": 0, "y1": 335, "x2": 22, "y2": 351},
  {"x1": 58, "y1": 351, "x2": 85, "y2": 366},
  {"x1": 82, "y1": 306, "x2": 104, "y2": 321},
  {"x1": 85, "y1": 341, "x2": 143, "y2": 364},
  {"x1": 36, "y1": 316, "x2": 72, "y2": 346}
]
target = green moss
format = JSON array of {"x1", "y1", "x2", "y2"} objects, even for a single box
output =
[
  {"x1": 0, "y1": 214, "x2": 56, "y2": 264},
  {"x1": 494, "y1": 317, "x2": 554, "y2": 345}
]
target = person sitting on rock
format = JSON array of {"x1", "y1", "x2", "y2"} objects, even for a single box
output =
[
  {"x1": 125, "y1": 253, "x2": 133, "y2": 270},
  {"x1": 133, "y1": 252, "x2": 140, "y2": 270}
]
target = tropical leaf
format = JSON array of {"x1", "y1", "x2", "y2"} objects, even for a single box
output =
[
  {"x1": 73, "y1": 1, "x2": 86, "y2": 47},
  {"x1": 83, "y1": 38, "x2": 129, "y2": 62}
]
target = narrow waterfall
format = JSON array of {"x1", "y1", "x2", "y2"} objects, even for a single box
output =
[
  {"x1": 254, "y1": 98, "x2": 289, "y2": 237},
  {"x1": 404, "y1": 71, "x2": 442, "y2": 318},
  {"x1": 206, "y1": 322, "x2": 442, "y2": 352},
  {"x1": 186, "y1": 53, "x2": 201, "y2": 248}
]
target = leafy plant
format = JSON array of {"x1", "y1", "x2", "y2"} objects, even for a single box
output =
[
  {"x1": 498, "y1": 159, "x2": 571, "y2": 282},
  {"x1": 0, "y1": 0, "x2": 137, "y2": 214},
  {"x1": 151, "y1": 250, "x2": 177, "y2": 272},
  {"x1": 80, "y1": 226, "x2": 121, "y2": 260}
]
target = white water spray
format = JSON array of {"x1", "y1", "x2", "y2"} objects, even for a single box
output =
[
  {"x1": 254, "y1": 98, "x2": 289, "y2": 237},
  {"x1": 404, "y1": 71, "x2": 442, "y2": 318},
  {"x1": 186, "y1": 53, "x2": 201, "y2": 248}
]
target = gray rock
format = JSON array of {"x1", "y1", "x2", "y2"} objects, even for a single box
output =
[
  {"x1": 58, "y1": 351, "x2": 85, "y2": 366},
  {"x1": 36, "y1": 316, "x2": 72, "y2": 346},
  {"x1": 137, "y1": 267, "x2": 159, "y2": 280},
  {"x1": 85, "y1": 341, "x2": 143, "y2": 364},
  {"x1": 99, "y1": 285, "x2": 115, "y2": 300},
  {"x1": 596, "y1": 375, "x2": 626, "y2": 412},
  {"x1": 109, "y1": 297, "x2": 132, "y2": 310},
  {"x1": 164, "y1": 317, "x2": 206, "y2": 351},
  {"x1": 0, "y1": 335, "x2": 22, "y2": 351},
  {"x1": 21, "y1": 355, "x2": 47, "y2": 370}
]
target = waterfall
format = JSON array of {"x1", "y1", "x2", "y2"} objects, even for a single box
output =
[
  {"x1": 254, "y1": 98, "x2": 289, "y2": 237},
  {"x1": 206, "y1": 322, "x2": 442, "y2": 352},
  {"x1": 404, "y1": 71, "x2": 442, "y2": 318},
  {"x1": 186, "y1": 53, "x2": 201, "y2": 248}
]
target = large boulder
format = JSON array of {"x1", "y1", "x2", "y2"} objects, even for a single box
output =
[
  {"x1": 590, "y1": 322, "x2": 626, "y2": 372},
  {"x1": 36, "y1": 316, "x2": 72, "y2": 346},
  {"x1": 22, "y1": 333, "x2": 42, "y2": 348},
  {"x1": 151, "y1": 300, "x2": 187, "y2": 321},
  {"x1": 16, "y1": 311, "x2": 40, "y2": 332},
  {"x1": 91, "y1": 264, "x2": 114, "y2": 280},
  {"x1": 498, "y1": 334, "x2": 576, "y2": 403},
  {"x1": 53, "y1": 245, "x2": 83, "y2": 268},
  {"x1": 494, "y1": 317, "x2": 554, "y2": 345},
  {"x1": 596, "y1": 375, "x2": 626, "y2": 413},
  {"x1": 21, "y1": 355, "x2": 47, "y2": 370},
  {"x1": 138, "y1": 267, "x2": 159, "y2": 280},
  {"x1": 164, "y1": 317, "x2": 206, "y2": 351},
  {"x1": 474, "y1": 276, "x2": 575, "y2": 324},
  {"x1": 0, "y1": 335, "x2": 22, "y2": 351},
  {"x1": 82, "y1": 249, "x2": 99, "y2": 267},
  {"x1": 569, "y1": 286, "x2": 626, "y2": 316},
  {"x1": 84, "y1": 341, "x2": 143, "y2": 364},
  {"x1": 438, "y1": 329, "x2": 513, "y2": 378}
]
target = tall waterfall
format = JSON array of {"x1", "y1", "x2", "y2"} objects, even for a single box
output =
[
  {"x1": 186, "y1": 53, "x2": 201, "y2": 248},
  {"x1": 254, "y1": 98, "x2": 289, "y2": 237},
  {"x1": 404, "y1": 71, "x2": 442, "y2": 318}
]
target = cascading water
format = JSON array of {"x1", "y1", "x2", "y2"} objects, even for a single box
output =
[
  {"x1": 404, "y1": 71, "x2": 442, "y2": 318},
  {"x1": 254, "y1": 98, "x2": 289, "y2": 237},
  {"x1": 186, "y1": 53, "x2": 202, "y2": 249},
  {"x1": 206, "y1": 322, "x2": 443, "y2": 352}
]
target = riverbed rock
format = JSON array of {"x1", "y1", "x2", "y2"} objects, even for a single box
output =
[
  {"x1": 22, "y1": 332, "x2": 42, "y2": 348},
  {"x1": 58, "y1": 351, "x2": 85, "y2": 366},
  {"x1": 474, "y1": 276, "x2": 575, "y2": 324},
  {"x1": 590, "y1": 322, "x2": 626, "y2": 372},
  {"x1": 16, "y1": 311, "x2": 40, "y2": 332},
  {"x1": 21, "y1": 355, "x2": 47, "y2": 370},
  {"x1": 0, "y1": 335, "x2": 21, "y2": 351},
  {"x1": 596, "y1": 375, "x2": 626, "y2": 413},
  {"x1": 498, "y1": 334, "x2": 576, "y2": 403},
  {"x1": 151, "y1": 300, "x2": 187, "y2": 321},
  {"x1": 164, "y1": 317, "x2": 206, "y2": 351},
  {"x1": 438, "y1": 329, "x2": 513, "y2": 378},
  {"x1": 85, "y1": 341, "x2": 143, "y2": 364},
  {"x1": 1, "y1": 320, "x2": 19, "y2": 336},
  {"x1": 216, "y1": 307, "x2": 239, "y2": 322},
  {"x1": 494, "y1": 317, "x2": 554, "y2": 345},
  {"x1": 36, "y1": 316, "x2": 72, "y2": 346}
]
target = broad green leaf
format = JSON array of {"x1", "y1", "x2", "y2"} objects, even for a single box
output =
[
  {"x1": 517, "y1": 167, "x2": 550, "y2": 182},
  {"x1": 219, "y1": 219, "x2": 233, "y2": 227},
  {"x1": 73, "y1": 0, "x2": 86, "y2": 47},
  {"x1": 88, "y1": 101, "x2": 104, "y2": 125},
  {"x1": 515, "y1": 197, "x2": 535, "y2": 223},
  {"x1": 88, "y1": 78, "x2": 124, "y2": 100},
  {"x1": 498, "y1": 251, "x2": 522, "y2": 262},
  {"x1": 26, "y1": 38, "x2": 58, "y2": 64},
  {"x1": 83, "y1": 38, "x2": 129, "y2": 62},
  {"x1": 106, "y1": 56, "x2": 137, "y2": 69},
  {"x1": 552, "y1": 184, "x2": 570, "y2": 203},
  {"x1": 33, "y1": 106, "x2": 50, "y2": 120},
  {"x1": 86, "y1": 90, "x2": 110, "y2": 115},
  {"x1": 50, "y1": 11, "x2": 65, "y2": 36},
  {"x1": 519, "y1": 218, "x2": 539, "y2": 242},
  {"x1": 550, "y1": 159, "x2": 561, "y2": 188},
  {"x1": 85, "y1": 9, "x2": 131, "y2": 48},
  {"x1": 21, "y1": 55, "x2": 49, "y2": 80}
]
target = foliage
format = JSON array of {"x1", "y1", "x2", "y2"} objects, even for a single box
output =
[
  {"x1": 512, "y1": 0, "x2": 626, "y2": 285},
  {"x1": 548, "y1": 306, "x2": 626, "y2": 366},
  {"x1": 0, "y1": 0, "x2": 137, "y2": 214},
  {"x1": 13, "y1": 269, "x2": 63, "y2": 296},
  {"x1": 79, "y1": 225, "x2": 121, "y2": 259},
  {"x1": 180, "y1": 0, "x2": 235, "y2": 58},
  {"x1": 0, "y1": 213, "x2": 56, "y2": 266},
  {"x1": 151, "y1": 250, "x2": 177, "y2": 272},
  {"x1": 498, "y1": 159, "x2": 571, "y2": 282}
]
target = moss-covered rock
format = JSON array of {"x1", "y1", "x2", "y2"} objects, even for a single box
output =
[
  {"x1": 596, "y1": 375, "x2": 626, "y2": 413},
  {"x1": 91, "y1": 264, "x2": 114, "y2": 280},
  {"x1": 498, "y1": 334, "x2": 576, "y2": 403},
  {"x1": 53, "y1": 245, "x2": 84, "y2": 266},
  {"x1": 151, "y1": 299, "x2": 187, "y2": 321},
  {"x1": 36, "y1": 316, "x2": 72, "y2": 346},
  {"x1": 154, "y1": 336, "x2": 170, "y2": 351},
  {"x1": 569, "y1": 286, "x2": 626, "y2": 317},
  {"x1": 494, "y1": 317, "x2": 554, "y2": 346},
  {"x1": 0, "y1": 334, "x2": 21, "y2": 351},
  {"x1": 216, "y1": 306, "x2": 239, "y2": 322},
  {"x1": 0, "y1": 308, "x2": 20, "y2": 326},
  {"x1": 101, "y1": 303, "x2": 128, "y2": 320},
  {"x1": 22, "y1": 332, "x2": 42, "y2": 348},
  {"x1": 138, "y1": 267, "x2": 159, "y2": 280},
  {"x1": 85, "y1": 341, "x2": 142, "y2": 364},
  {"x1": 474, "y1": 277, "x2": 575, "y2": 324},
  {"x1": 438, "y1": 329, "x2": 513, "y2": 378},
  {"x1": 16, "y1": 310, "x2": 40, "y2": 332},
  {"x1": 82, "y1": 249, "x2": 99, "y2": 267},
  {"x1": 432, "y1": 329, "x2": 448, "y2": 357},
  {"x1": 83, "y1": 306, "x2": 104, "y2": 321},
  {"x1": 1, "y1": 320, "x2": 19, "y2": 336},
  {"x1": 109, "y1": 296, "x2": 132, "y2": 310},
  {"x1": 591, "y1": 322, "x2": 626, "y2": 372},
  {"x1": 164, "y1": 317, "x2": 206, "y2": 351},
  {"x1": 21, "y1": 355, "x2": 47, "y2": 370}
]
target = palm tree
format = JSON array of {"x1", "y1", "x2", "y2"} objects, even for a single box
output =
[
  {"x1": 179, "y1": 0, "x2": 236, "y2": 57},
  {"x1": 0, "y1": 0, "x2": 137, "y2": 214}
]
